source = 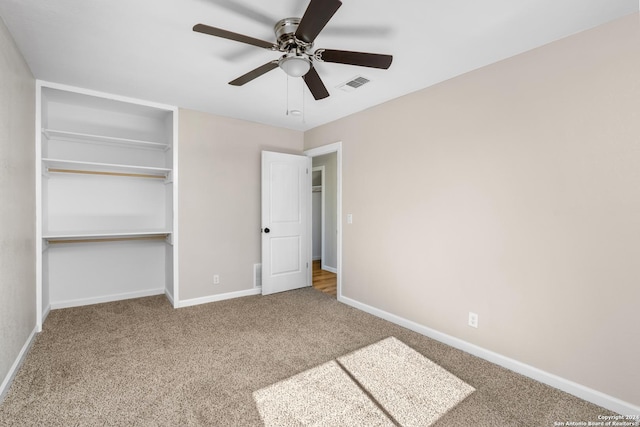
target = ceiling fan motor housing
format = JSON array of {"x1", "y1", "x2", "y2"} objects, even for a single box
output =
[{"x1": 274, "y1": 18, "x2": 312, "y2": 52}]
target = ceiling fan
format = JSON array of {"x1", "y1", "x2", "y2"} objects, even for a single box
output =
[{"x1": 193, "y1": 0, "x2": 393, "y2": 100}]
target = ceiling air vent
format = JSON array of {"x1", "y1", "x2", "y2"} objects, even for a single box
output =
[{"x1": 337, "y1": 76, "x2": 370, "y2": 92}]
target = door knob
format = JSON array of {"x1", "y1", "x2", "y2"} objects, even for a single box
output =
[{"x1": 263, "y1": 227, "x2": 270, "y2": 233}]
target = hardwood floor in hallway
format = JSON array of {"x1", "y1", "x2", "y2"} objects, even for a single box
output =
[{"x1": 312, "y1": 260, "x2": 337, "y2": 297}]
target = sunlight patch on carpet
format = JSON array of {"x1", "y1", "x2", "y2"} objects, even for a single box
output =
[
  {"x1": 253, "y1": 337, "x2": 474, "y2": 426},
  {"x1": 253, "y1": 360, "x2": 394, "y2": 426},
  {"x1": 338, "y1": 336, "x2": 475, "y2": 426}
]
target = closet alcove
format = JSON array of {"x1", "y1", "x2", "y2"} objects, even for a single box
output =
[{"x1": 36, "y1": 82, "x2": 179, "y2": 328}]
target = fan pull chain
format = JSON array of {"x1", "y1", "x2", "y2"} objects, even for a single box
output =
[{"x1": 286, "y1": 76, "x2": 290, "y2": 116}]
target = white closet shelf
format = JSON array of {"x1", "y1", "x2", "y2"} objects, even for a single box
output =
[
  {"x1": 43, "y1": 230, "x2": 171, "y2": 244},
  {"x1": 42, "y1": 128, "x2": 170, "y2": 151},
  {"x1": 43, "y1": 158, "x2": 171, "y2": 179}
]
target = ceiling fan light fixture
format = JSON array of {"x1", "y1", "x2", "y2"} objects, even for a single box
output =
[{"x1": 279, "y1": 54, "x2": 311, "y2": 77}]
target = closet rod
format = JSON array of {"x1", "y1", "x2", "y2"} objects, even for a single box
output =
[
  {"x1": 47, "y1": 235, "x2": 168, "y2": 245},
  {"x1": 48, "y1": 168, "x2": 166, "y2": 179}
]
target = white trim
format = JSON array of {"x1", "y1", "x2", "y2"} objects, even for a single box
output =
[
  {"x1": 50, "y1": 288, "x2": 165, "y2": 310},
  {"x1": 164, "y1": 289, "x2": 175, "y2": 306},
  {"x1": 171, "y1": 108, "x2": 179, "y2": 307},
  {"x1": 304, "y1": 142, "x2": 342, "y2": 299},
  {"x1": 176, "y1": 288, "x2": 261, "y2": 308},
  {"x1": 42, "y1": 304, "x2": 51, "y2": 325},
  {"x1": 0, "y1": 326, "x2": 38, "y2": 402},
  {"x1": 322, "y1": 266, "x2": 338, "y2": 274},
  {"x1": 339, "y1": 295, "x2": 640, "y2": 416},
  {"x1": 307, "y1": 156, "x2": 313, "y2": 288},
  {"x1": 36, "y1": 80, "x2": 177, "y2": 111},
  {"x1": 311, "y1": 165, "x2": 326, "y2": 267},
  {"x1": 35, "y1": 81, "x2": 43, "y2": 332}
]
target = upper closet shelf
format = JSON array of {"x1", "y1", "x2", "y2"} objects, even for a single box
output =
[
  {"x1": 42, "y1": 158, "x2": 171, "y2": 179},
  {"x1": 42, "y1": 128, "x2": 171, "y2": 151}
]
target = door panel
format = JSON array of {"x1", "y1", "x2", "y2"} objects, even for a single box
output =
[
  {"x1": 271, "y1": 236, "x2": 301, "y2": 275},
  {"x1": 270, "y1": 162, "x2": 301, "y2": 223},
  {"x1": 262, "y1": 151, "x2": 310, "y2": 295}
]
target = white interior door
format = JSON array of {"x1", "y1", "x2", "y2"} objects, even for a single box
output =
[{"x1": 261, "y1": 151, "x2": 311, "y2": 295}]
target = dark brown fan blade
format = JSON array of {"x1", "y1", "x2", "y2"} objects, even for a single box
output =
[
  {"x1": 319, "y1": 49, "x2": 393, "y2": 69},
  {"x1": 229, "y1": 61, "x2": 279, "y2": 86},
  {"x1": 302, "y1": 67, "x2": 330, "y2": 100},
  {"x1": 193, "y1": 24, "x2": 274, "y2": 49},
  {"x1": 295, "y1": 0, "x2": 342, "y2": 44}
]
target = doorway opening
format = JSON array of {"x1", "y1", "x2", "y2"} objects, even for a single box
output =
[
  {"x1": 311, "y1": 165, "x2": 336, "y2": 296},
  {"x1": 305, "y1": 142, "x2": 342, "y2": 299}
]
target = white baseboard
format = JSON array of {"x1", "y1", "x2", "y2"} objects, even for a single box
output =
[
  {"x1": 176, "y1": 288, "x2": 261, "y2": 308},
  {"x1": 41, "y1": 303, "x2": 51, "y2": 327},
  {"x1": 338, "y1": 295, "x2": 640, "y2": 416},
  {"x1": 50, "y1": 288, "x2": 165, "y2": 310},
  {"x1": 0, "y1": 326, "x2": 38, "y2": 402},
  {"x1": 322, "y1": 265, "x2": 337, "y2": 274},
  {"x1": 164, "y1": 289, "x2": 175, "y2": 307}
]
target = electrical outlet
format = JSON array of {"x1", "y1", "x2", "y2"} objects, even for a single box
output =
[
  {"x1": 468, "y1": 312, "x2": 479, "y2": 328},
  {"x1": 213, "y1": 274, "x2": 220, "y2": 285}
]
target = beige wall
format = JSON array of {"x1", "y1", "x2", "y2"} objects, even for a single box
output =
[
  {"x1": 305, "y1": 14, "x2": 640, "y2": 406},
  {"x1": 0, "y1": 18, "x2": 36, "y2": 392},
  {"x1": 178, "y1": 109, "x2": 303, "y2": 300}
]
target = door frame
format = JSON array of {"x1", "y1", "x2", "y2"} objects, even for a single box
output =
[
  {"x1": 304, "y1": 142, "x2": 342, "y2": 299},
  {"x1": 311, "y1": 166, "x2": 326, "y2": 264}
]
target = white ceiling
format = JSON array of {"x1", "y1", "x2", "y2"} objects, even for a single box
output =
[{"x1": 0, "y1": 0, "x2": 637, "y2": 131}]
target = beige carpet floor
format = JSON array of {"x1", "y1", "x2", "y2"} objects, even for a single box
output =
[{"x1": 0, "y1": 288, "x2": 617, "y2": 426}]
